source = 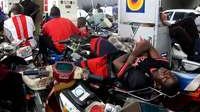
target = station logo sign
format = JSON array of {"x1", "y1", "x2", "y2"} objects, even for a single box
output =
[{"x1": 126, "y1": 0, "x2": 145, "y2": 13}]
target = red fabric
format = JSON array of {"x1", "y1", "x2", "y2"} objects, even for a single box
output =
[
  {"x1": 89, "y1": 105, "x2": 104, "y2": 112},
  {"x1": 12, "y1": 15, "x2": 30, "y2": 46},
  {"x1": 20, "y1": 15, "x2": 30, "y2": 46},
  {"x1": 187, "y1": 88, "x2": 200, "y2": 102},
  {"x1": 0, "y1": 65, "x2": 10, "y2": 80},
  {"x1": 89, "y1": 37, "x2": 102, "y2": 56},
  {"x1": 117, "y1": 62, "x2": 129, "y2": 78},
  {"x1": 80, "y1": 61, "x2": 87, "y2": 68},
  {"x1": 79, "y1": 27, "x2": 89, "y2": 37},
  {"x1": 12, "y1": 16, "x2": 21, "y2": 39},
  {"x1": 42, "y1": 18, "x2": 80, "y2": 52},
  {"x1": 80, "y1": 56, "x2": 109, "y2": 79},
  {"x1": 131, "y1": 56, "x2": 148, "y2": 67},
  {"x1": 90, "y1": 38, "x2": 98, "y2": 55},
  {"x1": 20, "y1": 15, "x2": 28, "y2": 38},
  {"x1": 96, "y1": 38, "x2": 102, "y2": 56}
]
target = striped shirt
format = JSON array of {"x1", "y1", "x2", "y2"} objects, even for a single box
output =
[{"x1": 4, "y1": 14, "x2": 36, "y2": 48}]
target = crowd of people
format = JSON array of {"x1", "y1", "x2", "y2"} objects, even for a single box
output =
[{"x1": 0, "y1": 1, "x2": 200, "y2": 111}]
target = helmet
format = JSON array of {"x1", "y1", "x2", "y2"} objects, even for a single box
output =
[
  {"x1": 85, "y1": 101, "x2": 105, "y2": 112},
  {"x1": 21, "y1": 66, "x2": 53, "y2": 90},
  {"x1": 53, "y1": 62, "x2": 75, "y2": 82}
]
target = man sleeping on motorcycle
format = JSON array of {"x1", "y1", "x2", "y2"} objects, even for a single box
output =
[{"x1": 76, "y1": 37, "x2": 179, "y2": 95}]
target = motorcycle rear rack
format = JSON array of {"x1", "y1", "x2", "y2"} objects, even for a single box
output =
[{"x1": 112, "y1": 87, "x2": 179, "y2": 102}]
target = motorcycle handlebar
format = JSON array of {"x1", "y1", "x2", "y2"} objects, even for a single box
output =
[
  {"x1": 23, "y1": 69, "x2": 49, "y2": 76},
  {"x1": 23, "y1": 70, "x2": 39, "y2": 75},
  {"x1": 13, "y1": 37, "x2": 34, "y2": 46},
  {"x1": 87, "y1": 73, "x2": 104, "y2": 82}
]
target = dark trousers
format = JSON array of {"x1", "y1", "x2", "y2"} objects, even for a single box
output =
[
  {"x1": 38, "y1": 35, "x2": 60, "y2": 58},
  {"x1": 169, "y1": 17, "x2": 199, "y2": 56}
]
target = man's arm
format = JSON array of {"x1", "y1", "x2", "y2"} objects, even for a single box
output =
[
  {"x1": 113, "y1": 38, "x2": 152, "y2": 72},
  {"x1": 148, "y1": 47, "x2": 162, "y2": 59},
  {"x1": 3, "y1": 27, "x2": 13, "y2": 42},
  {"x1": 112, "y1": 54, "x2": 129, "y2": 71}
]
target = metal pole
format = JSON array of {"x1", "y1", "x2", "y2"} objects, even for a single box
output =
[
  {"x1": 153, "y1": 0, "x2": 159, "y2": 48},
  {"x1": 90, "y1": 0, "x2": 94, "y2": 9},
  {"x1": 118, "y1": 0, "x2": 121, "y2": 36}
]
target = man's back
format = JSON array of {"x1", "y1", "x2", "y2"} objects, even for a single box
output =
[
  {"x1": 42, "y1": 17, "x2": 80, "y2": 52},
  {"x1": 4, "y1": 14, "x2": 36, "y2": 48}
]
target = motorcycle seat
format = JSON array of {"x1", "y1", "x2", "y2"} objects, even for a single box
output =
[
  {"x1": 182, "y1": 59, "x2": 200, "y2": 72},
  {"x1": 172, "y1": 71, "x2": 200, "y2": 91}
]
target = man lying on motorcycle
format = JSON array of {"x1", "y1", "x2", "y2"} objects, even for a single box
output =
[{"x1": 77, "y1": 37, "x2": 179, "y2": 95}]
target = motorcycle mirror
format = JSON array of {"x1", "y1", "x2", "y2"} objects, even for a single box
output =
[{"x1": 59, "y1": 39, "x2": 71, "y2": 45}]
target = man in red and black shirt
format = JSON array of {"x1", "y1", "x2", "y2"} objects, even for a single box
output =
[
  {"x1": 80, "y1": 38, "x2": 179, "y2": 95},
  {"x1": 41, "y1": 6, "x2": 80, "y2": 53}
]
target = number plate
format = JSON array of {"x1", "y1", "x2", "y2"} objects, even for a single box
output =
[
  {"x1": 72, "y1": 85, "x2": 90, "y2": 101},
  {"x1": 38, "y1": 78, "x2": 49, "y2": 88},
  {"x1": 16, "y1": 46, "x2": 32, "y2": 58}
]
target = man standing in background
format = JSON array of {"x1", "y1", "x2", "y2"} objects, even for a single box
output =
[
  {"x1": 41, "y1": 6, "x2": 80, "y2": 53},
  {"x1": 20, "y1": 0, "x2": 40, "y2": 22}
]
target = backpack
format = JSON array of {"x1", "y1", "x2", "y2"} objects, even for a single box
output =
[
  {"x1": 90, "y1": 37, "x2": 118, "y2": 57},
  {"x1": 80, "y1": 56, "x2": 109, "y2": 79}
]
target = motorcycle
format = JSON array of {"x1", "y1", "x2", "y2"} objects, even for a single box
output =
[
  {"x1": 41, "y1": 62, "x2": 174, "y2": 112},
  {"x1": 51, "y1": 59, "x2": 200, "y2": 112},
  {"x1": 57, "y1": 81, "x2": 123, "y2": 112},
  {"x1": 0, "y1": 37, "x2": 38, "y2": 67},
  {"x1": 35, "y1": 35, "x2": 91, "y2": 66},
  {"x1": 87, "y1": 20, "x2": 114, "y2": 40},
  {"x1": 44, "y1": 62, "x2": 123, "y2": 112},
  {"x1": 0, "y1": 40, "x2": 28, "y2": 68},
  {"x1": 19, "y1": 65, "x2": 53, "y2": 112},
  {"x1": 59, "y1": 35, "x2": 91, "y2": 62}
]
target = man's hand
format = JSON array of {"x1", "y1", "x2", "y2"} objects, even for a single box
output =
[
  {"x1": 82, "y1": 69, "x2": 90, "y2": 80},
  {"x1": 126, "y1": 54, "x2": 136, "y2": 65},
  {"x1": 125, "y1": 37, "x2": 151, "y2": 66},
  {"x1": 131, "y1": 37, "x2": 151, "y2": 56}
]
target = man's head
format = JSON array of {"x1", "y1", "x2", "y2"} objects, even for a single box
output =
[
  {"x1": 50, "y1": 6, "x2": 60, "y2": 18},
  {"x1": 96, "y1": 3, "x2": 101, "y2": 9},
  {"x1": 77, "y1": 17, "x2": 86, "y2": 28},
  {"x1": 96, "y1": 3, "x2": 103, "y2": 13},
  {"x1": 10, "y1": 3, "x2": 24, "y2": 15},
  {"x1": 151, "y1": 67, "x2": 179, "y2": 95}
]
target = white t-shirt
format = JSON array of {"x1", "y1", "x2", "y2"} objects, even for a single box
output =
[
  {"x1": 195, "y1": 6, "x2": 200, "y2": 12},
  {"x1": 195, "y1": 16, "x2": 200, "y2": 32},
  {"x1": 4, "y1": 14, "x2": 37, "y2": 48}
]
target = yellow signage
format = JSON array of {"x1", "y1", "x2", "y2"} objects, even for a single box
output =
[{"x1": 126, "y1": 0, "x2": 145, "y2": 13}]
